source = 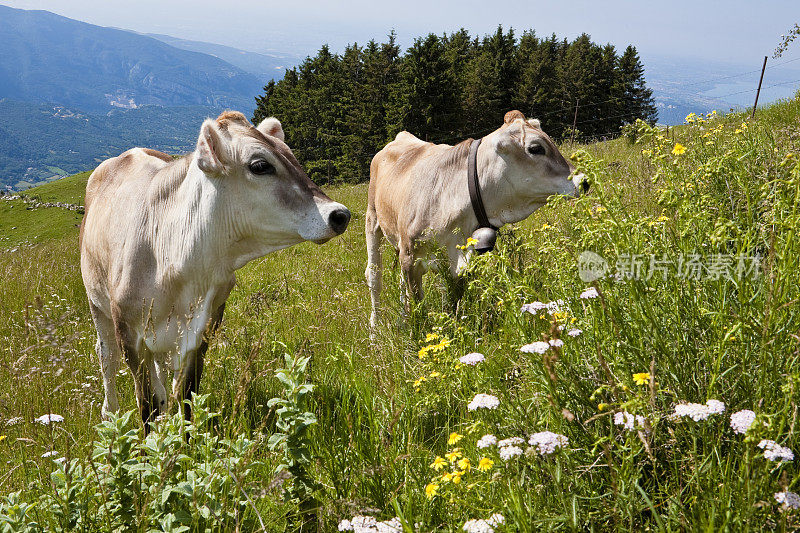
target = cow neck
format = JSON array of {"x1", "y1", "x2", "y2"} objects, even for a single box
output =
[{"x1": 467, "y1": 138, "x2": 499, "y2": 231}]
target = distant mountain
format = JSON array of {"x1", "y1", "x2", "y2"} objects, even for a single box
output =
[
  {"x1": 0, "y1": 4, "x2": 264, "y2": 114},
  {"x1": 0, "y1": 99, "x2": 218, "y2": 190},
  {"x1": 145, "y1": 33, "x2": 295, "y2": 81}
]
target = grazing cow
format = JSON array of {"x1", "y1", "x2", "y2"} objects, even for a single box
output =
[
  {"x1": 365, "y1": 110, "x2": 586, "y2": 327},
  {"x1": 80, "y1": 111, "x2": 351, "y2": 425}
]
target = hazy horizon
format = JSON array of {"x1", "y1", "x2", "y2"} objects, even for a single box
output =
[{"x1": 1, "y1": 1, "x2": 798, "y2": 69}]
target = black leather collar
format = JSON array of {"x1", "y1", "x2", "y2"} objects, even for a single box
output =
[{"x1": 467, "y1": 138, "x2": 498, "y2": 231}]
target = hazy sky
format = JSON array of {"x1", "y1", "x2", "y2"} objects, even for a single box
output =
[{"x1": 2, "y1": 0, "x2": 799, "y2": 66}]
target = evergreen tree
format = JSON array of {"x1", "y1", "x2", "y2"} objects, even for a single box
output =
[
  {"x1": 618, "y1": 45, "x2": 658, "y2": 125},
  {"x1": 395, "y1": 34, "x2": 458, "y2": 141}
]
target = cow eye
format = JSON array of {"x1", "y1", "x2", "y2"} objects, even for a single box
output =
[
  {"x1": 249, "y1": 159, "x2": 275, "y2": 175},
  {"x1": 527, "y1": 144, "x2": 546, "y2": 156}
]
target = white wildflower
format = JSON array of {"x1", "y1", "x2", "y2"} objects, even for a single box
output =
[
  {"x1": 579, "y1": 287, "x2": 599, "y2": 299},
  {"x1": 338, "y1": 519, "x2": 353, "y2": 531},
  {"x1": 376, "y1": 517, "x2": 403, "y2": 533},
  {"x1": 759, "y1": 440, "x2": 795, "y2": 462},
  {"x1": 729, "y1": 409, "x2": 756, "y2": 435},
  {"x1": 528, "y1": 431, "x2": 569, "y2": 455},
  {"x1": 499, "y1": 445, "x2": 523, "y2": 461},
  {"x1": 705, "y1": 399, "x2": 725, "y2": 414},
  {"x1": 487, "y1": 514, "x2": 504, "y2": 526},
  {"x1": 546, "y1": 300, "x2": 565, "y2": 314},
  {"x1": 477, "y1": 434, "x2": 497, "y2": 448},
  {"x1": 520, "y1": 341, "x2": 550, "y2": 354},
  {"x1": 521, "y1": 301, "x2": 547, "y2": 314},
  {"x1": 468, "y1": 394, "x2": 500, "y2": 411},
  {"x1": 775, "y1": 491, "x2": 800, "y2": 509},
  {"x1": 460, "y1": 352, "x2": 485, "y2": 365},
  {"x1": 5, "y1": 417, "x2": 23, "y2": 426},
  {"x1": 35, "y1": 414, "x2": 64, "y2": 425},
  {"x1": 567, "y1": 329, "x2": 582, "y2": 337},
  {"x1": 497, "y1": 437, "x2": 524, "y2": 447},
  {"x1": 613, "y1": 411, "x2": 645, "y2": 431},
  {"x1": 41, "y1": 450, "x2": 59, "y2": 458},
  {"x1": 462, "y1": 514, "x2": 505, "y2": 533},
  {"x1": 351, "y1": 516, "x2": 377, "y2": 530},
  {"x1": 549, "y1": 339, "x2": 564, "y2": 348},
  {"x1": 673, "y1": 403, "x2": 712, "y2": 421}
]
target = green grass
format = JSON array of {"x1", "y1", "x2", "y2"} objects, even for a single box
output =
[{"x1": 1, "y1": 98, "x2": 800, "y2": 531}]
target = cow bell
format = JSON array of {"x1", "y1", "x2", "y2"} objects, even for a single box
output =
[{"x1": 471, "y1": 227, "x2": 497, "y2": 254}]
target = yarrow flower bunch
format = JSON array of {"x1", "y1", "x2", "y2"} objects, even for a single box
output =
[
  {"x1": 614, "y1": 411, "x2": 645, "y2": 431},
  {"x1": 34, "y1": 414, "x2": 64, "y2": 425},
  {"x1": 567, "y1": 328, "x2": 582, "y2": 337},
  {"x1": 548, "y1": 339, "x2": 564, "y2": 348},
  {"x1": 528, "y1": 431, "x2": 568, "y2": 455},
  {"x1": 338, "y1": 516, "x2": 403, "y2": 533},
  {"x1": 462, "y1": 514, "x2": 505, "y2": 533},
  {"x1": 468, "y1": 394, "x2": 500, "y2": 411},
  {"x1": 520, "y1": 341, "x2": 550, "y2": 354},
  {"x1": 729, "y1": 409, "x2": 756, "y2": 434},
  {"x1": 499, "y1": 445, "x2": 523, "y2": 461},
  {"x1": 477, "y1": 434, "x2": 497, "y2": 448},
  {"x1": 759, "y1": 440, "x2": 795, "y2": 462},
  {"x1": 774, "y1": 492, "x2": 800, "y2": 510},
  {"x1": 579, "y1": 287, "x2": 599, "y2": 299},
  {"x1": 459, "y1": 352, "x2": 485, "y2": 365},
  {"x1": 672, "y1": 399, "x2": 725, "y2": 421}
]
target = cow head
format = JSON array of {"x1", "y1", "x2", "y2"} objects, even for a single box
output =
[
  {"x1": 485, "y1": 110, "x2": 587, "y2": 219},
  {"x1": 194, "y1": 111, "x2": 350, "y2": 259}
]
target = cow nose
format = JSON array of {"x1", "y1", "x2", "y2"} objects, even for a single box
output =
[{"x1": 328, "y1": 207, "x2": 351, "y2": 235}]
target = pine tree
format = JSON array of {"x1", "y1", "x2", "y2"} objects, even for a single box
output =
[{"x1": 618, "y1": 45, "x2": 658, "y2": 125}]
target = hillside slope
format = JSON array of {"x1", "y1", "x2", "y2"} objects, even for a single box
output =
[{"x1": 0, "y1": 5, "x2": 263, "y2": 113}]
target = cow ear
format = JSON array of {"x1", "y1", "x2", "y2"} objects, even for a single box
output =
[
  {"x1": 256, "y1": 117, "x2": 285, "y2": 142},
  {"x1": 196, "y1": 119, "x2": 225, "y2": 175},
  {"x1": 504, "y1": 110, "x2": 526, "y2": 124},
  {"x1": 527, "y1": 118, "x2": 541, "y2": 129}
]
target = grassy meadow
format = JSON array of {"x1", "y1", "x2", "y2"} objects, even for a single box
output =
[{"x1": 1, "y1": 97, "x2": 800, "y2": 531}]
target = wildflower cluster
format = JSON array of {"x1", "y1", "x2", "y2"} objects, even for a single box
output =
[
  {"x1": 672, "y1": 399, "x2": 725, "y2": 421},
  {"x1": 338, "y1": 516, "x2": 403, "y2": 532},
  {"x1": 462, "y1": 513, "x2": 505, "y2": 533}
]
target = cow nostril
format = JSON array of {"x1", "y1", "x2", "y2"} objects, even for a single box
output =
[
  {"x1": 581, "y1": 180, "x2": 590, "y2": 194},
  {"x1": 328, "y1": 208, "x2": 351, "y2": 234}
]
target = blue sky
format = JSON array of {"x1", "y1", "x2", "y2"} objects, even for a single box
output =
[{"x1": 2, "y1": 0, "x2": 799, "y2": 67}]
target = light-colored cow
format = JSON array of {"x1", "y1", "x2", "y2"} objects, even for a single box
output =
[
  {"x1": 365, "y1": 110, "x2": 586, "y2": 327},
  {"x1": 80, "y1": 111, "x2": 350, "y2": 425}
]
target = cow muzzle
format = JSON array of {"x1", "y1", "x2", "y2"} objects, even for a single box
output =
[{"x1": 572, "y1": 173, "x2": 589, "y2": 196}]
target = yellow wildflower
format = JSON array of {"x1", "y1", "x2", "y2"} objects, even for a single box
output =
[
  {"x1": 685, "y1": 112, "x2": 697, "y2": 123},
  {"x1": 597, "y1": 403, "x2": 608, "y2": 411},
  {"x1": 540, "y1": 223, "x2": 551, "y2": 230},
  {"x1": 425, "y1": 482, "x2": 439, "y2": 499},
  {"x1": 448, "y1": 432, "x2": 463, "y2": 445},
  {"x1": 457, "y1": 458, "x2": 471, "y2": 471},
  {"x1": 445, "y1": 449, "x2": 463, "y2": 463},
  {"x1": 633, "y1": 372, "x2": 651, "y2": 386},
  {"x1": 413, "y1": 376, "x2": 426, "y2": 388},
  {"x1": 452, "y1": 471, "x2": 463, "y2": 484},
  {"x1": 735, "y1": 129, "x2": 743, "y2": 134},
  {"x1": 478, "y1": 457, "x2": 494, "y2": 472},
  {"x1": 429, "y1": 371, "x2": 441, "y2": 378},
  {"x1": 441, "y1": 471, "x2": 453, "y2": 482},
  {"x1": 425, "y1": 333, "x2": 439, "y2": 342},
  {"x1": 430, "y1": 456, "x2": 447, "y2": 471},
  {"x1": 671, "y1": 143, "x2": 687, "y2": 156},
  {"x1": 465, "y1": 237, "x2": 478, "y2": 247}
]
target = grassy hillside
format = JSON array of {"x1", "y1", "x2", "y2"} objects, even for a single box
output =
[{"x1": 1, "y1": 98, "x2": 800, "y2": 531}]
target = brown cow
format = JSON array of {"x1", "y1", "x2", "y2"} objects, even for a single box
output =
[
  {"x1": 80, "y1": 111, "x2": 350, "y2": 425},
  {"x1": 365, "y1": 110, "x2": 586, "y2": 327}
]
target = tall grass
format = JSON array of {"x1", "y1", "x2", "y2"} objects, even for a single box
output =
[{"x1": 1, "y1": 97, "x2": 800, "y2": 531}]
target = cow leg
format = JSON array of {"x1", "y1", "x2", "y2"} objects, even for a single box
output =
[
  {"x1": 112, "y1": 310, "x2": 159, "y2": 430},
  {"x1": 174, "y1": 303, "x2": 224, "y2": 421},
  {"x1": 89, "y1": 304, "x2": 121, "y2": 417},
  {"x1": 365, "y1": 209, "x2": 384, "y2": 329},
  {"x1": 400, "y1": 240, "x2": 425, "y2": 307}
]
